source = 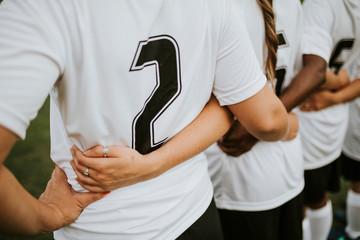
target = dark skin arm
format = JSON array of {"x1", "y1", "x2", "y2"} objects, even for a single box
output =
[{"x1": 218, "y1": 54, "x2": 326, "y2": 156}]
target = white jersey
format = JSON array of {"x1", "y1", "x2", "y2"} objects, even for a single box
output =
[
  {"x1": 0, "y1": 0, "x2": 266, "y2": 239},
  {"x1": 343, "y1": 54, "x2": 360, "y2": 162},
  {"x1": 206, "y1": 0, "x2": 304, "y2": 212},
  {"x1": 294, "y1": 0, "x2": 360, "y2": 170}
]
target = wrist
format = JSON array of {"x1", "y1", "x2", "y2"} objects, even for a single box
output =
[
  {"x1": 332, "y1": 91, "x2": 342, "y2": 105},
  {"x1": 37, "y1": 201, "x2": 64, "y2": 235},
  {"x1": 143, "y1": 149, "x2": 169, "y2": 180}
]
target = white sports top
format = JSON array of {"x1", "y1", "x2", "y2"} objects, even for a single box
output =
[
  {"x1": 206, "y1": 0, "x2": 304, "y2": 212},
  {"x1": 294, "y1": 0, "x2": 360, "y2": 170},
  {"x1": 343, "y1": 54, "x2": 360, "y2": 162},
  {"x1": 0, "y1": 0, "x2": 266, "y2": 239}
]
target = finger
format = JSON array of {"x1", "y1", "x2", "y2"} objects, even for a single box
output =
[
  {"x1": 70, "y1": 160, "x2": 102, "y2": 186},
  {"x1": 218, "y1": 140, "x2": 240, "y2": 149},
  {"x1": 70, "y1": 149, "x2": 99, "y2": 175},
  {"x1": 217, "y1": 144, "x2": 238, "y2": 156},
  {"x1": 53, "y1": 164, "x2": 66, "y2": 180},
  {"x1": 74, "y1": 191, "x2": 106, "y2": 207},
  {"x1": 51, "y1": 165, "x2": 70, "y2": 186},
  {"x1": 76, "y1": 182, "x2": 107, "y2": 193},
  {"x1": 71, "y1": 146, "x2": 105, "y2": 170},
  {"x1": 70, "y1": 159, "x2": 93, "y2": 179},
  {"x1": 83, "y1": 145, "x2": 117, "y2": 158}
]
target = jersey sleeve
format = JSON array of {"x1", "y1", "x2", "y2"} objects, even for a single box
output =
[
  {"x1": 301, "y1": 0, "x2": 334, "y2": 63},
  {"x1": 212, "y1": 3, "x2": 266, "y2": 107},
  {"x1": 0, "y1": 0, "x2": 65, "y2": 139}
]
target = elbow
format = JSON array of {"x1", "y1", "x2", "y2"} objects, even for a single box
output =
[
  {"x1": 304, "y1": 54, "x2": 327, "y2": 86},
  {"x1": 253, "y1": 107, "x2": 289, "y2": 142}
]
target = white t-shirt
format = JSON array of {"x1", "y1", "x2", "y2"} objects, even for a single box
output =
[
  {"x1": 294, "y1": 0, "x2": 360, "y2": 170},
  {"x1": 206, "y1": 0, "x2": 304, "y2": 212},
  {"x1": 343, "y1": 53, "x2": 360, "y2": 161},
  {"x1": 0, "y1": 0, "x2": 266, "y2": 239}
]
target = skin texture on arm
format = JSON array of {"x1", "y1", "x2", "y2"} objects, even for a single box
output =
[
  {"x1": 227, "y1": 84, "x2": 289, "y2": 141},
  {"x1": 321, "y1": 69, "x2": 350, "y2": 90},
  {"x1": 300, "y1": 69, "x2": 360, "y2": 111},
  {"x1": 71, "y1": 84, "x2": 289, "y2": 192},
  {"x1": 0, "y1": 126, "x2": 104, "y2": 236},
  {"x1": 70, "y1": 95, "x2": 234, "y2": 192},
  {"x1": 279, "y1": 54, "x2": 327, "y2": 112},
  {"x1": 218, "y1": 54, "x2": 326, "y2": 156},
  {"x1": 218, "y1": 112, "x2": 298, "y2": 156}
]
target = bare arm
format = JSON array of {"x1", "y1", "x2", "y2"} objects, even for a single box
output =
[
  {"x1": 300, "y1": 78, "x2": 360, "y2": 111},
  {"x1": 71, "y1": 95, "x2": 233, "y2": 192},
  {"x1": 321, "y1": 69, "x2": 350, "y2": 90},
  {"x1": 280, "y1": 54, "x2": 327, "y2": 112},
  {"x1": 217, "y1": 55, "x2": 325, "y2": 157},
  {"x1": 0, "y1": 126, "x2": 104, "y2": 236},
  {"x1": 71, "y1": 84, "x2": 289, "y2": 192},
  {"x1": 330, "y1": 78, "x2": 360, "y2": 103},
  {"x1": 228, "y1": 84, "x2": 289, "y2": 141}
]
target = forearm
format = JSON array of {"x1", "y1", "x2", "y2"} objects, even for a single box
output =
[
  {"x1": 0, "y1": 126, "x2": 50, "y2": 235},
  {"x1": 0, "y1": 126, "x2": 101, "y2": 235},
  {"x1": 228, "y1": 84, "x2": 289, "y2": 141},
  {"x1": 280, "y1": 55, "x2": 326, "y2": 112},
  {"x1": 0, "y1": 165, "x2": 51, "y2": 235},
  {"x1": 332, "y1": 78, "x2": 360, "y2": 104},
  {"x1": 147, "y1": 95, "x2": 232, "y2": 174},
  {"x1": 322, "y1": 70, "x2": 350, "y2": 90}
]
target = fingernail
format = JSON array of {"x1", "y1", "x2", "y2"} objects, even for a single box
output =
[{"x1": 102, "y1": 191, "x2": 111, "y2": 195}]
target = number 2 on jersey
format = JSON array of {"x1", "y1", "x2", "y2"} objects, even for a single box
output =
[{"x1": 130, "y1": 35, "x2": 182, "y2": 154}]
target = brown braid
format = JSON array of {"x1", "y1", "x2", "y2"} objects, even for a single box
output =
[{"x1": 257, "y1": 0, "x2": 278, "y2": 88}]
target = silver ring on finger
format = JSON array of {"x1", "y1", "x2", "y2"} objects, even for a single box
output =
[
  {"x1": 84, "y1": 168, "x2": 89, "y2": 177},
  {"x1": 103, "y1": 145, "x2": 108, "y2": 158}
]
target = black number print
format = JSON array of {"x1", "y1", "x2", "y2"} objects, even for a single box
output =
[
  {"x1": 329, "y1": 39, "x2": 355, "y2": 73},
  {"x1": 275, "y1": 31, "x2": 288, "y2": 96},
  {"x1": 275, "y1": 68, "x2": 286, "y2": 96},
  {"x1": 130, "y1": 35, "x2": 182, "y2": 154}
]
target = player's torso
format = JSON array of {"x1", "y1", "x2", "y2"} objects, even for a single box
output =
[
  {"x1": 207, "y1": 0, "x2": 304, "y2": 211},
  {"x1": 274, "y1": 0, "x2": 303, "y2": 96},
  {"x1": 52, "y1": 0, "x2": 226, "y2": 152},
  {"x1": 328, "y1": 0, "x2": 359, "y2": 73},
  {"x1": 296, "y1": 0, "x2": 359, "y2": 167}
]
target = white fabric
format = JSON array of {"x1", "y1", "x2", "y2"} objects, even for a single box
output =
[
  {"x1": 294, "y1": 0, "x2": 360, "y2": 170},
  {"x1": 302, "y1": 218, "x2": 312, "y2": 240},
  {"x1": 343, "y1": 56, "x2": 360, "y2": 162},
  {"x1": 0, "y1": 0, "x2": 266, "y2": 239},
  {"x1": 206, "y1": 0, "x2": 304, "y2": 212},
  {"x1": 345, "y1": 190, "x2": 360, "y2": 239},
  {"x1": 343, "y1": 97, "x2": 360, "y2": 162},
  {"x1": 306, "y1": 200, "x2": 333, "y2": 240}
]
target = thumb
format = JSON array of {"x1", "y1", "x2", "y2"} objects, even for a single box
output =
[{"x1": 74, "y1": 191, "x2": 106, "y2": 208}]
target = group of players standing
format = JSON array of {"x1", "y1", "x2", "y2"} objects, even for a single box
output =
[
  {"x1": 0, "y1": 0, "x2": 360, "y2": 239},
  {"x1": 208, "y1": 0, "x2": 360, "y2": 239}
]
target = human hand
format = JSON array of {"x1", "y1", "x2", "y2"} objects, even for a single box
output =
[
  {"x1": 299, "y1": 89, "x2": 336, "y2": 112},
  {"x1": 70, "y1": 145, "x2": 154, "y2": 192},
  {"x1": 217, "y1": 120, "x2": 258, "y2": 157},
  {"x1": 38, "y1": 165, "x2": 104, "y2": 232},
  {"x1": 323, "y1": 69, "x2": 350, "y2": 90},
  {"x1": 282, "y1": 112, "x2": 298, "y2": 141}
]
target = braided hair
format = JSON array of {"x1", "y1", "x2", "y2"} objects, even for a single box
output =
[{"x1": 257, "y1": 0, "x2": 278, "y2": 88}]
